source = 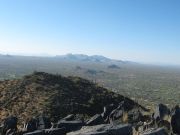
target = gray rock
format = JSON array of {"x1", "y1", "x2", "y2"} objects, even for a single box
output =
[
  {"x1": 23, "y1": 130, "x2": 44, "y2": 135},
  {"x1": 67, "y1": 124, "x2": 132, "y2": 135},
  {"x1": 86, "y1": 114, "x2": 104, "y2": 126},
  {"x1": 62, "y1": 114, "x2": 75, "y2": 121}
]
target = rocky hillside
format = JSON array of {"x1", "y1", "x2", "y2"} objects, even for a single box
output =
[
  {"x1": 0, "y1": 72, "x2": 142, "y2": 124},
  {"x1": 1, "y1": 72, "x2": 180, "y2": 135}
]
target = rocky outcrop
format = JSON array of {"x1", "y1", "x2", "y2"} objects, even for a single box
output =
[{"x1": 2, "y1": 103, "x2": 179, "y2": 135}]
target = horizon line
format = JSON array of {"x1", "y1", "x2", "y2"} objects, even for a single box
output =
[{"x1": 1, "y1": 52, "x2": 180, "y2": 67}]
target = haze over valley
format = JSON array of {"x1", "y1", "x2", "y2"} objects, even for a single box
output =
[{"x1": 1, "y1": 54, "x2": 180, "y2": 107}]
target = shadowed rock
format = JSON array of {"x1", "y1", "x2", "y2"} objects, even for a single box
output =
[
  {"x1": 153, "y1": 104, "x2": 170, "y2": 122},
  {"x1": 171, "y1": 105, "x2": 180, "y2": 134},
  {"x1": 24, "y1": 118, "x2": 38, "y2": 133},
  {"x1": 2, "y1": 116, "x2": 18, "y2": 135},
  {"x1": 37, "y1": 115, "x2": 51, "y2": 130}
]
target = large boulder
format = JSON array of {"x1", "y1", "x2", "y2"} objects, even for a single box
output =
[
  {"x1": 171, "y1": 105, "x2": 180, "y2": 134},
  {"x1": 2, "y1": 116, "x2": 18, "y2": 135},
  {"x1": 86, "y1": 114, "x2": 105, "y2": 126},
  {"x1": 153, "y1": 104, "x2": 170, "y2": 122},
  {"x1": 56, "y1": 120, "x2": 84, "y2": 133},
  {"x1": 142, "y1": 128, "x2": 168, "y2": 135},
  {"x1": 67, "y1": 124, "x2": 132, "y2": 135}
]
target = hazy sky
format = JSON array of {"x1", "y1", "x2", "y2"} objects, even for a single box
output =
[{"x1": 0, "y1": 0, "x2": 180, "y2": 65}]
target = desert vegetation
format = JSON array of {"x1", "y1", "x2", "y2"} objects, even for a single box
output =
[{"x1": 0, "y1": 54, "x2": 180, "y2": 108}]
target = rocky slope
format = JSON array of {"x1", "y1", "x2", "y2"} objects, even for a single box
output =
[
  {"x1": 0, "y1": 72, "x2": 143, "y2": 124},
  {"x1": 0, "y1": 72, "x2": 180, "y2": 135}
]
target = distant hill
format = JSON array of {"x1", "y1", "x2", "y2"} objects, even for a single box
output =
[
  {"x1": 0, "y1": 72, "x2": 141, "y2": 124},
  {"x1": 108, "y1": 64, "x2": 121, "y2": 69}
]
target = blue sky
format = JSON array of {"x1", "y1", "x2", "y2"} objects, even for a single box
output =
[{"x1": 0, "y1": 0, "x2": 180, "y2": 65}]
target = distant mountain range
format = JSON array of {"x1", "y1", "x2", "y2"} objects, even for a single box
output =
[
  {"x1": 55, "y1": 54, "x2": 134, "y2": 64},
  {"x1": 0, "y1": 53, "x2": 134, "y2": 64}
]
